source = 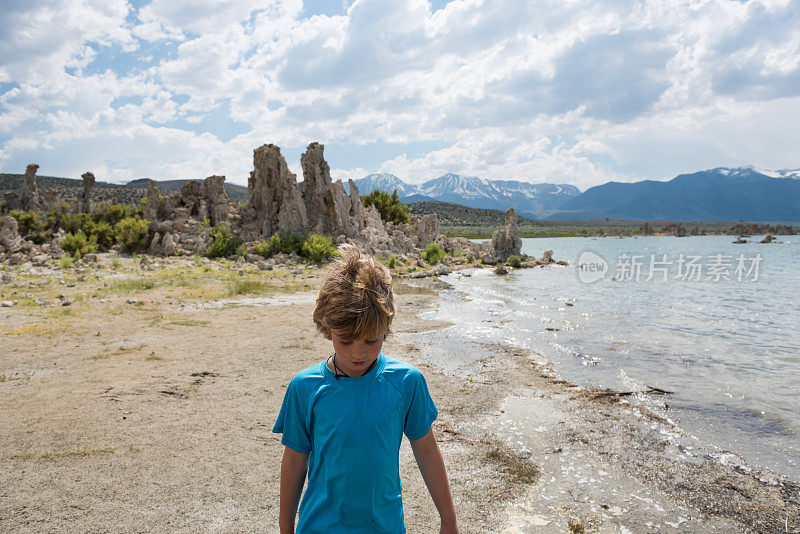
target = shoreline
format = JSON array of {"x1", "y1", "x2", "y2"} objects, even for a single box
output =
[
  {"x1": 396, "y1": 273, "x2": 800, "y2": 533},
  {"x1": 0, "y1": 257, "x2": 798, "y2": 532}
]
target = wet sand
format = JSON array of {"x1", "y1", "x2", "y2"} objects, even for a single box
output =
[{"x1": 1, "y1": 257, "x2": 798, "y2": 532}]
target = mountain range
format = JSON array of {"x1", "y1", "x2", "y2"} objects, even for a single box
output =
[
  {"x1": 546, "y1": 166, "x2": 800, "y2": 222},
  {"x1": 347, "y1": 166, "x2": 800, "y2": 222},
  {"x1": 345, "y1": 173, "x2": 580, "y2": 219}
]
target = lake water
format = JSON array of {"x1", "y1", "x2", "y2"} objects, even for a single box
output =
[{"x1": 425, "y1": 235, "x2": 800, "y2": 481}]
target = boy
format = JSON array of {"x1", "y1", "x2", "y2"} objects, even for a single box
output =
[{"x1": 273, "y1": 243, "x2": 458, "y2": 533}]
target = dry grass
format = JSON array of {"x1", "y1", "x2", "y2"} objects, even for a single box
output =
[
  {"x1": 567, "y1": 518, "x2": 588, "y2": 534},
  {"x1": 168, "y1": 319, "x2": 209, "y2": 327},
  {"x1": 485, "y1": 447, "x2": 541, "y2": 485},
  {"x1": 12, "y1": 447, "x2": 115, "y2": 461}
]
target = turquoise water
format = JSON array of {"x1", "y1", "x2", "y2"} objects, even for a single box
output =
[{"x1": 431, "y1": 235, "x2": 800, "y2": 480}]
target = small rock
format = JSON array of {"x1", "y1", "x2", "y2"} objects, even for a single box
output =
[
  {"x1": 1, "y1": 273, "x2": 14, "y2": 284},
  {"x1": 20, "y1": 293, "x2": 33, "y2": 299},
  {"x1": 1, "y1": 300, "x2": 14, "y2": 307},
  {"x1": 291, "y1": 268, "x2": 303, "y2": 275},
  {"x1": 493, "y1": 265, "x2": 508, "y2": 275},
  {"x1": 60, "y1": 298, "x2": 73, "y2": 306},
  {"x1": 66, "y1": 283, "x2": 75, "y2": 288},
  {"x1": 35, "y1": 297, "x2": 50, "y2": 306},
  {"x1": 256, "y1": 260, "x2": 273, "y2": 271},
  {"x1": 238, "y1": 269, "x2": 245, "y2": 276},
  {"x1": 126, "y1": 299, "x2": 141, "y2": 305}
]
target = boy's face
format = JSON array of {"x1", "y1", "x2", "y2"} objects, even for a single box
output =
[{"x1": 330, "y1": 329, "x2": 386, "y2": 377}]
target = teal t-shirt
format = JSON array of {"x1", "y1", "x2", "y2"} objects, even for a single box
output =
[{"x1": 273, "y1": 352, "x2": 438, "y2": 534}]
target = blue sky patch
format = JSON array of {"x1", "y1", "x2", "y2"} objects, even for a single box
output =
[
  {"x1": 85, "y1": 40, "x2": 179, "y2": 77},
  {"x1": 158, "y1": 100, "x2": 251, "y2": 142}
]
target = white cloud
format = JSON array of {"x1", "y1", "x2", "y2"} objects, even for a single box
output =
[{"x1": 0, "y1": 0, "x2": 798, "y2": 190}]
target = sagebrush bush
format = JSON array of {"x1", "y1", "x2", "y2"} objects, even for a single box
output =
[
  {"x1": 506, "y1": 255, "x2": 522, "y2": 268},
  {"x1": 361, "y1": 189, "x2": 410, "y2": 224},
  {"x1": 115, "y1": 217, "x2": 150, "y2": 252},
  {"x1": 9, "y1": 210, "x2": 47, "y2": 243},
  {"x1": 93, "y1": 202, "x2": 135, "y2": 226},
  {"x1": 63, "y1": 212, "x2": 95, "y2": 235},
  {"x1": 301, "y1": 234, "x2": 337, "y2": 264},
  {"x1": 91, "y1": 221, "x2": 116, "y2": 250},
  {"x1": 251, "y1": 240, "x2": 272, "y2": 258},
  {"x1": 422, "y1": 242, "x2": 446, "y2": 264},
  {"x1": 204, "y1": 224, "x2": 243, "y2": 259},
  {"x1": 253, "y1": 231, "x2": 305, "y2": 257},
  {"x1": 61, "y1": 230, "x2": 97, "y2": 258}
]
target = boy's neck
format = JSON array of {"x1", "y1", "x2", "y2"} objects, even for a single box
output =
[{"x1": 327, "y1": 354, "x2": 377, "y2": 378}]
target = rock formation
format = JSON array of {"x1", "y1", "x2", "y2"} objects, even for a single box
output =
[
  {"x1": 242, "y1": 142, "x2": 369, "y2": 243},
  {"x1": 246, "y1": 144, "x2": 308, "y2": 238},
  {"x1": 144, "y1": 180, "x2": 163, "y2": 221},
  {"x1": 0, "y1": 216, "x2": 22, "y2": 253},
  {"x1": 176, "y1": 175, "x2": 231, "y2": 226},
  {"x1": 79, "y1": 172, "x2": 95, "y2": 213},
  {"x1": 300, "y1": 142, "x2": 363, "y2": 238},
  {"x1": 490, "y1": 208, "x2": 522, "y2": 261},
  {"x1": 204, "y1": 175, "x2": 229, "y2": 226},
  {"x1": 21, "y1": 164, "x2": 40, "y2": 211}
]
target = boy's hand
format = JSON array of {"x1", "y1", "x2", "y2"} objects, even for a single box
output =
[
  {"x1": 279, "y1": 446, "x2": 309, "y2": 533},
  {"x1": 410, "y1": 429, "x2": 458, "y2": 534}
]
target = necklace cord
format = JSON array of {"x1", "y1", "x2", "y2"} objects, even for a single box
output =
[{"x1": 330, "y1": 354, "x2": 377, "y2": 378}]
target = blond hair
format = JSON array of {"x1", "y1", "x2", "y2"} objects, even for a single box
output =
[{"x1": 313, "y1": 243, "x2": 395, "y2": 342}]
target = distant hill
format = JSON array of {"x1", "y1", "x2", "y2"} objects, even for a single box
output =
[
  {"x1": 1, "y1": 173, "x2": 146, "y2": 205},
  {"x1": 1, "y1": 174, "x2": 249, "y2": 205},
  {"x1": 125, "y1": 178, "x2": 249, "y2": 202},
  {"x1": 547, "y1": 166, "x2": 800, "y2": 222},
  {"x1": 346, "y1": 173, "x2": 580, "y2": 218},
  {"x1": 409, "y1": 200, "x2": 536, "y2": 226}
]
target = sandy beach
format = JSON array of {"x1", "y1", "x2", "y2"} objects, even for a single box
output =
[{"x1": 1, "y1": 255, "x2": 799, "y2": 533}]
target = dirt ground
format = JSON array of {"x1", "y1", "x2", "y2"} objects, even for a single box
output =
[{"x1": 1, "y1": 256, "x2": 799, "y2": 533}]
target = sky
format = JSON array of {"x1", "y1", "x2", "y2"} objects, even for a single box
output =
[{"x1": 1, "y1": 0, "x2": 799, "y2": 192}]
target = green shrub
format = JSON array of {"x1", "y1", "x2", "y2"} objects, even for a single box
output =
[
  {"x1": 204, "y1": 224, "x2": 243, "y2": 259},
  {"x1": 93, "y1": 202, "x2": 133, "y2": 226},
  {"x1": 361, "y1": 189, "x2": 410, "y2": 224},
  {"x1": 61, "y1": 230, "x2": 97, "y2": 259},
  {"x1": 387, "y1": 254, "x2": 397, "y2": 269},
  {"x1": 422, "y1": 243, "x2": 446, "y2": 265},
  {"x1": 506, "y1": 255, "x2": 522, "y2": 268},
  {"x1": 255, "y1": 231, "x2": 305, "y2": 257},
  {"x1": 91, "y1": 221, "x2": 116, "y2": 250},
  {"x1": 9, "y1": 210, "x2": 48, "y2": 243},
  {"x1": 46, "y1": 209, "x2": 68, "y2": 230},
  {"x1": 114, "y1": 217, "x2": 150, "y2": 252},
  {"x1": 301, "y1": 234, "x2": 337, "y2": 264},
  {"x1": 234, "y1": 243, "x2": 248, "y2": 260},
  {"x1": 58, "y1": 255, "x2": 74, "y2": 269},
  {"x1": 251, "y1": 240, "x2": 271, "y2": 258},
  {"x1": 62, "y1": 212, "x2": 95, "y2": 236}
]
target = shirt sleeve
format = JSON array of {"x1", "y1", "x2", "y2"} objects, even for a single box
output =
[
  {"x1": 403, "y1": 368, "x2": 439, "y2": 441},
  {"x1": 272, "y1": 377, "x2": 312, "y2": 453}
]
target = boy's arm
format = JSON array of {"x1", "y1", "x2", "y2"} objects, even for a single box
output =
[
  {"x1": 279, "y1": 446, "x2": 309, "y2": 534},
  {"x1": 410, "y1": 429, "x2": 458, "y2": 534}
]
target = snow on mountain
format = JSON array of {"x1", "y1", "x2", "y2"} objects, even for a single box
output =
[
  {"x1": 348, "y1": 172, "x2": 580, "y2": 218},
  {"x1": 343, "y1": 173, "x2": 413, "y2": 196},
  {"x1": 709, "y1": 166, "x2": 800, "y2": 180}
]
